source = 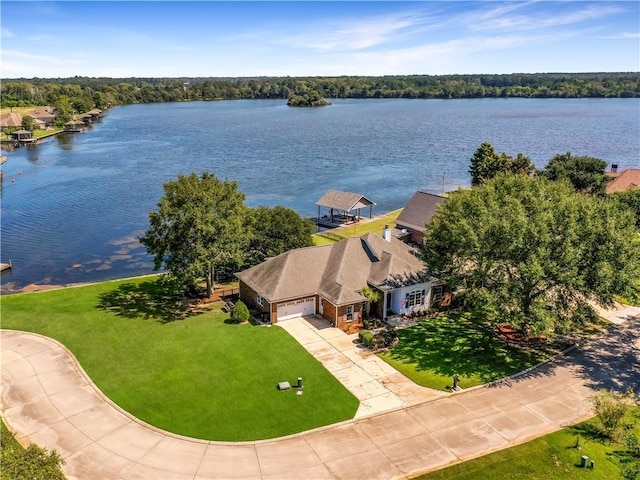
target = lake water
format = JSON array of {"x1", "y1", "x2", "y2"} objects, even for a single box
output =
[{"x1": 1, "y1": 98, "x2": 639, "y2": 292}]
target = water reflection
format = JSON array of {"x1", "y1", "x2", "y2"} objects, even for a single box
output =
[
  {"x1": 25, "y1": 144, "x2": 39, "y2": 164},
  {"x1": 56, "y1": 133, "x2": 75, "y2": 150}
]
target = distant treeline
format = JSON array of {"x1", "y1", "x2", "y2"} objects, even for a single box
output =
[{"x1": 2, "y1": 73, "x2": 639, "y2": 112}]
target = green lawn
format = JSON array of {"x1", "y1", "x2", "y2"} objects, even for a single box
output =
[
  {"x1": 379, "y1": 313, "x2": 558, "y2": 391},
  {"x1": 0, "y1": 277, "x2": 359, "y2": 441},
  {"x1": 416, "y1": 409, "x2": 640, "y2": 479},
  {"x1": 313, "y1": 209, "x2": 402, "y2": 245}
]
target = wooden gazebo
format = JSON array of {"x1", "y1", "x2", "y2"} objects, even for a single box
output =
[{"x1": 315, "y1": 190, "x2": 376, "y2": 228}]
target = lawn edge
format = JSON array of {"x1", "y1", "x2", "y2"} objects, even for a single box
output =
[{"x1": 1, "y1": 329, "x2": 358, "y2": 445}]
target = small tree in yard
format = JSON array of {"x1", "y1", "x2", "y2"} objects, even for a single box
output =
[
  {"x1": 229, "y1": 300, "x2": 250, "y2": 324},
  {"x1": 589, "y1": 388, "x2": 635, "y2": 441},
  {"x1": 361, "y1": 286, "x2": 381, "y2": 323}
]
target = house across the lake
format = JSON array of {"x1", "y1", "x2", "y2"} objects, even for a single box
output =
[
  {"x1": 236, "y1": 227, "x2": 434, "y2": 332},
  {"x1": 393, "y1": 191, "x2": 446, "y2": 244}
]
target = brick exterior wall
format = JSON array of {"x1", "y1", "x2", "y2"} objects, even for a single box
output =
[
  {"x1": 322, "y1": 299, "x2": 337, "y2": 326},
  {"x1": 239, "y1": 281, "x2": 364, "y2": 332},
  {"x1": 238, "y1": 281, "x2": 269, "y2": 316},
  {"x1": 335, "y1": 302, "x2": 363, "y2": 332}
]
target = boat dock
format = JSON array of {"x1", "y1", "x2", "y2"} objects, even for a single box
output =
[{"x1": 1, "y1": 261, "x2": 13, "y2": 274}]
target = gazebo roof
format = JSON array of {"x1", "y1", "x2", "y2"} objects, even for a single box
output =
[
  {"x1": 12, "y1": 129, "x2": 31, "y2": 135},
  {"x1": 315, "y1": 190, "x2": 376, "y2": 211}
]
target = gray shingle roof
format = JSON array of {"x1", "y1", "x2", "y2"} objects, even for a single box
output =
[
  {"x1": 315, "y1": 190, "x2": 376, "y2": 211},
  {"x1": 236, "y1": 233, "x2": 427, "y2": 306},
  {"x1": 395, "y1": 191, "x2": 446, "y2": 233}
]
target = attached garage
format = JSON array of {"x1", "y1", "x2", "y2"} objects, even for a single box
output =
[{"x1": 277, "y1": 297, "x2": 316, "y2": 321}]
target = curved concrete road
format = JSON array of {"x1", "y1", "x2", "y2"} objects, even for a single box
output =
[{"x1": 2, "y1": 316, "x2": 638, "y2": 480}]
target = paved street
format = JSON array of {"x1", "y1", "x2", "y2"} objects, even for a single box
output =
[{"x1": 1, "y1": 309, "x2": 638, "y2": 480}]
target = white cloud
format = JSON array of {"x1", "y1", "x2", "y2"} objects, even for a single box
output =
[
  {"x1": 598, "y1": 32, "x2": 640, "y2": 39},
  {"x1": 464, "y1": 3, "x2": 625, "y2": 32},
  {"x1": 1, "y1": 27, "x2": 15, "y2": 38},
  {"x1": 1, "y1": 49, "x2": 65, "y2": 64}
]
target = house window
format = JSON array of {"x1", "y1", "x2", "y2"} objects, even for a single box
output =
[
  {"x1": 406, "y1": 289, "x2": 425, "y2": 308},
  {"x1": 432, "y1": 286, "x2": 443, "y2": 303},
  {"x1": 345, "y1": 305, "x2": 354, "y2": 322},
  {"x1": 256, "y1": 294, "x2": 264, "y2": 307}
]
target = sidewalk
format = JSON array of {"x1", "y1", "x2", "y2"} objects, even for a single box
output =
[{"x1": 1, "y1": 313, "x2": 638, "y2": 480}]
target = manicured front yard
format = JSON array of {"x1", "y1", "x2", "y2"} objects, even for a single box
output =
[
  {"x1": 1, "y1": 277, "x2": 359, "y2": 441},
  {"x1": 416, "y1": 408, "x2": 640, "y2": 479},
  {"x1": 379, "y1": 313, "x2": 560, "y2": 391}
]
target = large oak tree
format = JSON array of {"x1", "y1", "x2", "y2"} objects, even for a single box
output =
[
  {"x1": 140, "y1": 172, "x2": 247, "y2": 297},
  {"x1": 423, "y1": 174, "x2": 639, "y2": 336}
]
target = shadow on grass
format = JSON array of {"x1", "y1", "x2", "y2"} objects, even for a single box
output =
[
  {"x1": 568, "y1": 423, "x2": 610, "y2": 444},
  {"x1": 97, "y1": 280, "x2": 207, "y2": 323},
  {"x1": 385, "y1": 312, "x2": 553, "y2": 383}
]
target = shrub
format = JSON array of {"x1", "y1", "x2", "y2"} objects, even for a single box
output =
[
  {"x1": 229, "y1": 300, "x2": 250, "y2": 324},
  {"x1": 359, "y1": 330, "x2": 373, "y2": 347},
  {"x1": 621, "y1": 433, "x2": 640, "y2": 480},
  {"x1": 1, "y1": 420, "x2": 66, "y2": 480}
]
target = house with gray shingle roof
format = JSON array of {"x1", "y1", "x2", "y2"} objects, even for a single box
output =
[
  {"x1": 236, "y1": 230, "x2": 433, "y2": 331},
  {"x1": 394, "y1": 191, "x2": 446, "y2": 244}
]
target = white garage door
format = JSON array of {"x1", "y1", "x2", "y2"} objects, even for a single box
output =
[{"x1": 277, "y1": 297, "x2": 316, "y2": 321}]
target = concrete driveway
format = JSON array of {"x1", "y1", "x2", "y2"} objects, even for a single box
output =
[
  {"x1": 277, "y1": 316, "x2": 444, "y2": 417},
  {"x1": 1, "y1": 313, "x2": 638, "y2": 480}
]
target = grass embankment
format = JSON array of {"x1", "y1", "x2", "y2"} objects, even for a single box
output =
[
  {"x1": 379, "y1": 313, "x2": 568, "y2": 391},
  {"x1": 313, "y1": 209, "x2": 402, "y2": 246},
  {"x1": 0, "y1": 277, "x2": 359, "y2": 441},
  {"x1": 416, "y1": 409, "x2": 640, "y2": 480}
]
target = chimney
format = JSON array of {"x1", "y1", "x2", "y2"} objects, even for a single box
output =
[
  {"x1": 382, "y1": 225, "x2": 392, "y2": 242},
  {"x1": 611, "y1": 164, "x2": 618, "y2": 174}
]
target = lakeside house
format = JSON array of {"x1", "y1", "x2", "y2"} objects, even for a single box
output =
[
  {"x1": 236, "y1": 227, "x2": 434, "y2": 332},
  {"x1": 31, "y1": 107, "x2": 56, "y2": 127},
  {"x1": 0, "y1": 112, "x2": 23, "y2": 129},
  {"x1": 393, "y1": 191, "x2": 446, "y2": 244}
]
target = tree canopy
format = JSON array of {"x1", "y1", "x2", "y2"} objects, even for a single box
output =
[
  {"x1": 2, "y1": 73, "x2": 639, "y2": 112},
  {"x1": 140, "y1": 173, "x2": 316, "y2": 297},
  {"x1": 611, "y1": 189, "x2": 640, "y2": 229},
  {"x1": 468, "y1": 142, "x2": 536, "y2": 186},
  {"x1": 139, "y1": 172, "x2": 247, "y2": 297},
  {"x1": 245, "y1": 205, "x2": 315, "y2": 265},
  {"x1": 423, "y1": 174, "x2": 640, "y2": 336},
  {"x1": 538, "y1": 152, "x2": 609, "y2": 195}
]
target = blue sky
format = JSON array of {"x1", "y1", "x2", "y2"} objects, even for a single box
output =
[{"x1": 1, "y1": 1, "x2": 638, "y2": 78}]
